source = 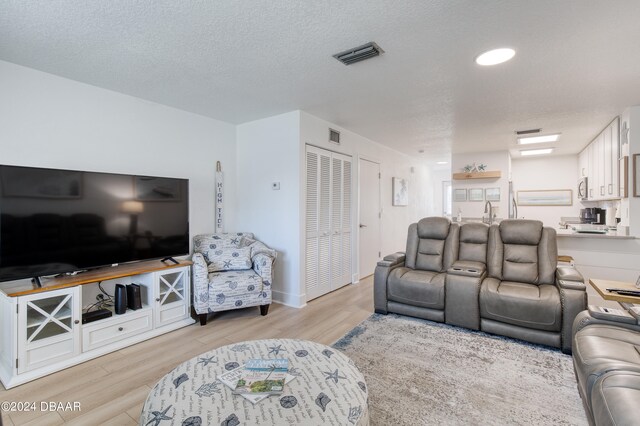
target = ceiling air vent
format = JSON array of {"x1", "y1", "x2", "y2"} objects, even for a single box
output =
[
  {"x1": 329, "y1": 128, "x2": 341, "y2": 144},
  {"x1": 515, "y1": 128, "x2": 542, "y2": 135},
  {"x1": 333, "y1": 42, "x2": 384, "y2": 65}
]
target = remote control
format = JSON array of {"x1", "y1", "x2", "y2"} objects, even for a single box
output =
[{"x1": 605, "y1": 288, "x2": 640, "y2": 297}]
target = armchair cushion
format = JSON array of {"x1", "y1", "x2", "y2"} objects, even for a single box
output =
[
  {"x1": 480, "y1": 278, "x2": 562, "y2": 332},
  {"x1": 209, "y1": 269, "x2": 266, "y2": 302},
  {"x1": 207, "y1": 247, "x2": 252, "y2": 272},
  {"x1": 388, "y1": 267, "x2": 445, "y2": 310}
]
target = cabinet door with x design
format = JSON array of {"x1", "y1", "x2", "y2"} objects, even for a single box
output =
[
  {"x1": 17, "y1": 286, "x2": 81, "y2": 373},
  {"x1": 155, "y1": 267, "x2": 191, "y2": 328}
]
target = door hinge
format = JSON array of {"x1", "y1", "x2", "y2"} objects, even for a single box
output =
[
  {"x1": 16, "y1": 304, "x2": 18, "y2": 314},
  {"x1": 378, "y1": 212, "x2": 381, "y2": 218},
  {"x1": 378, "y1": 172, "x2": 381, "y2": 179},
  {"x1": 378, "y1": 251, "x2": 381, "y2": 257},
  {"x1": 16, "y1": 359, "x2": 18, "y2": 369}
]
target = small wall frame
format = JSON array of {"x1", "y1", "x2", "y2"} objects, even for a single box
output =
[
  {"x1": 453, "y1": 188, "x2": 467, "y2": 202},
  {"x1": 484, "y1": 187, "x2": 500, "y2": 202},
  {"x1": 468, "y1": 188, "x2": 484, "y2": 202}
]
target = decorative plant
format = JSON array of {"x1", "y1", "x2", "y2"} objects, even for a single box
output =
[{"x1": 463, "y1": 163, "x2": 488, "y2": 172}]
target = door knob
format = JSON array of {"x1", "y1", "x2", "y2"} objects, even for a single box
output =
[{"x1": 359, "y1": 224, "x2": 367, "y2": 228}]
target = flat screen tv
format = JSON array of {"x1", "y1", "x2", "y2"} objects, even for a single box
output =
[{"x1": 0, "y1": 164, "x2": 189, "y2": 283}]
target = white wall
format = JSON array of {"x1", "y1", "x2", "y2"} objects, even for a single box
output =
[
  {"x1": 235, "y1": 111, "x2": 302, "y2": 307},
  {"x1": 452, "y1": 151, "x2": 510, "y2": 220},
  {"x1": 235, "y1": 110, "x2": 438, "y2": 307},
  {"x1": 511, "y1": 155, "x2": 581, "y2": 227},
  {"x1": 0, "y1": 60, "x2": 237, "y2": 240},
  {"x1": 300, "y1": 111, "x2": 438, "y2": 260}
]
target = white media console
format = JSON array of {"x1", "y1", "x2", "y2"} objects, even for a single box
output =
[{"x1": 0, "y1": 260, "x2": 194, "y2": 389}]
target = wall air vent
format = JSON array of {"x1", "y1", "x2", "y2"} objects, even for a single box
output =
[
  {"x1": 329, "y1": 128, "x2": 341, "y2": 144},
  {"x1": 515, "y1": 128, "x2": 542, "y2": 135},
  {"x1": 333, "y1": 42, "x2": 384, "y2": 65}
]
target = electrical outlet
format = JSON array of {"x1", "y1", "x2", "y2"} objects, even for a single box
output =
[
  {"x1": 272, "y1": 182, "x2": 280, "y2": 190},
  {"x1": 96, "y1": 294, "x2": 104, "y2": 301}
]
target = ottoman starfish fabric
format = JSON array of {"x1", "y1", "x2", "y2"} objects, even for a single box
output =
[{"x1": 140, "y1": 339, "x2": 369, "y2": 425}]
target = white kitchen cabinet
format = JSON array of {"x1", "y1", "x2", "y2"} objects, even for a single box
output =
[
  {"x1": 611, "y1": 117, "x2": 620, "y2": 197},
  {"x1": 581, "y1": 117, "x2": 620, "y2": 201}
]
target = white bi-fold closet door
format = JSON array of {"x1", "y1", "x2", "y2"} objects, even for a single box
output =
[{"x1": 305, "y1": 145, "x2": 352, "y2": 301}]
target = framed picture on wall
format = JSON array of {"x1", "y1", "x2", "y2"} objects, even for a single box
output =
[
  {"x1": 453, "y1": 188, "x2": 467, "y2": 202},
  {"x1": 468, "y1": 188, "x2": 484, "y2": 202},
  {"x1": 485, "y1": 187, "x2": 500, "y2": 201},
  {"x1": 392, "y1": 177, "x2": 408, "y2": 206},
  {"x1": 517, "y1": 189, "x2": 573, "y2": 206}
]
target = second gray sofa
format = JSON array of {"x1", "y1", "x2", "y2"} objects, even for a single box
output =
[{"x1": 374, "y1": 217, "x2": 587, "y2": 354}]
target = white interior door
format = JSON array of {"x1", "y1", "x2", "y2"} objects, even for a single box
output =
[
  {"x1": 358, "y1": 158, "x2": 381, "y2": 279},
  {"x1": 331, "y1": 153, "x2": 352, "y2": 290},
  {"x1": 306, "y1": 146, "x2": 352, "y2": 301},
  {"x1": 305, "y1": 147, "x2": 332, "y2": 300}
]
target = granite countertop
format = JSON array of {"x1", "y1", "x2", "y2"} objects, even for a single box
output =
[{"x1": 556, "y1": 228, "x2": 636, "y2": 240}]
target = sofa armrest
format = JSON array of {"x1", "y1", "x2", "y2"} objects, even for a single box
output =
[
  {"x1": 573, "y1": 310, "x2": 640, "y2": 337},
  {"x1": 374, "y1": 253, "x2": 406, "y2": 314},
  {"x1": 557, "y1": 265, "x2": 584, "y2": 283},
  {"x1": 379, "y1": 252, "x2": 405, "y2": 267},
  {"x1": 447, "y1": 260, "x2": 486, "y2": 278},
  {"x1": 191, "y1": 253, "x2": 209, "y2": 315},
  {"x1": 555, "y1": 265, "x2": 588, "y2": 354}
]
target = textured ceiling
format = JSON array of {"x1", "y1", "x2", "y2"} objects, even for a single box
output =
[{"x1": 2, "y1": 0, "x2": 640, "y2": 162}]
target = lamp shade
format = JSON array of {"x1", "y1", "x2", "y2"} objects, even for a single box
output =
[{"x1": 122, "y1": 200, "x2": 144, "y2": 214}]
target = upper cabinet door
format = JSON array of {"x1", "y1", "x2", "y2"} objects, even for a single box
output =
[
  {"x1": 578, "y1": 149, "x2": 588, "y2": 178},
  {"x1": 604, "y1": 124, "x2": 612, "y2": 197}
]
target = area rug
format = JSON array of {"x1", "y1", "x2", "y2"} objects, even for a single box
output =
[{"x1": 333, "y1": 314, "x2": 587, "y2": 425}]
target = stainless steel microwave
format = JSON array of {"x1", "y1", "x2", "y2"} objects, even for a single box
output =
[{"x1": 578, "y1": 177, "x2": 588, "y2": 200}]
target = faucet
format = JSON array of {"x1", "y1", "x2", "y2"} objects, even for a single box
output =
[{"x1": 484, "y1": 201, "x2": 493, "y2": 224}]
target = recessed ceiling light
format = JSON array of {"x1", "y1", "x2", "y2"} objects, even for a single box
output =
[
  {"x1": 520, "y1": 148, "x2": 554, "y2": 156},
  {"x1": 475, "y1": 48, "x2": 516, "y2": 66},
  {"x1": 517, "y1": 134, "x2": 560, "y2": 145},
  {"x1": 436, "y1": 161, "x2": 448, "y2": 165}
]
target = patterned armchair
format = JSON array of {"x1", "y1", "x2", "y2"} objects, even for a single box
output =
[{"x1": 192, "y1": 233, "x2": 276, "y2": 325}]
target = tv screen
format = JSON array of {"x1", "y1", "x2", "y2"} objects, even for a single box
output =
[{"x1": 0, "y1": 165, "x2": 189, "y2": 282}]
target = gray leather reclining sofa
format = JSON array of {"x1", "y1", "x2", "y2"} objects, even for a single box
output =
[
  {"x1": 572, "y1": 310, "x2": 640, "y2": 425},
  {"x1": 374, "y1": 217, "x2": 587, "y2": 354}
]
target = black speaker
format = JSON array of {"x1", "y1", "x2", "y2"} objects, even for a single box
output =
[
  {"x1": 126, "y1": 284, "x2": 142, "y2": 310},
  {"x1": 114, "y1": 284, "x2": 127, "y2": 315}
]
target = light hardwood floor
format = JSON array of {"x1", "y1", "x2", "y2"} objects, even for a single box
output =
[{"x1": 0, "y1": 278, "x2": 374, "y2": 425}]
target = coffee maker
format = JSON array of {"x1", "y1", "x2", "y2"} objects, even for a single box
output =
[{"x1": 580, "y1": 207, "x2": 605, "y2": 225}]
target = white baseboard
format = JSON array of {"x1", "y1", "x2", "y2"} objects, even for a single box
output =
[{"x1": 272, "y1": 289, "x2": 306, "y2": 308}]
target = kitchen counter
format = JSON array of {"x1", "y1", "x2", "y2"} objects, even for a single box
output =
[{"x1": 556, "y1": 228, "x2": 636, "y2": 239}]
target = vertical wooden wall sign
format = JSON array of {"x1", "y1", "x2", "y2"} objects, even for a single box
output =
[{"x1": 215, "y1": 161, "x2": 224, "y2": 233}]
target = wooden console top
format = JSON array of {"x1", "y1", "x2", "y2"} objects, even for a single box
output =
[
  {"x1": 0, "y1": 259, "x2": 192, "y2": 297},
  {"x1": 589, "y1": 278, "x2": 640, "y2": 304}
]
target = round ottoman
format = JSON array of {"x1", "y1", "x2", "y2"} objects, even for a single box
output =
[{"x1": 140, "y1": 338, "x2": 369, "y2": 425}]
